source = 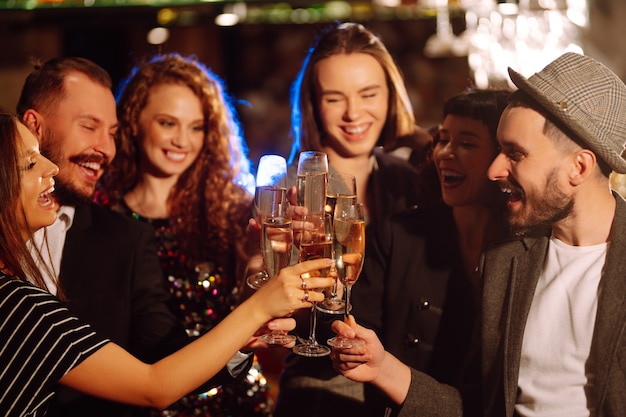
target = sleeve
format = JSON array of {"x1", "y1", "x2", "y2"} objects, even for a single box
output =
[
  {"x1": 226, "y1": 351, "x2": 254, "y2": 378},
  {"x1": 391, "y1": 368, "x2": 463, "y2": 417},
  {"x1": 0, "y1": 279, "x2": 109, "y2": 416}
]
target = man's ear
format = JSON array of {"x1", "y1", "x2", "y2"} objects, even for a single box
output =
[
  {"x1": 22, "y1": 109, "x2": 44, "y2": 141},
  {"x1": 570, "y1": 149, "x2": 596, "y2": 186}
]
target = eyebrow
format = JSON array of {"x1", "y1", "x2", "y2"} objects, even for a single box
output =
[
  {"x1": 497, "y1": 138, "x2": 527, "y2": 151},
  {"x1": 320, "y1": 84, "x2": 382, "y2": 96},
  {"x1": 77, "y1": 115, "x2": 119, "y2": 130},
  {"x1": 440, "y1": 128, "x2": 483, "y2": 139}
]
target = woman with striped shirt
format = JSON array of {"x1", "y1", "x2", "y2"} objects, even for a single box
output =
[{"x1": 0, "y1": 112, "x2": 333, "y2": 417}]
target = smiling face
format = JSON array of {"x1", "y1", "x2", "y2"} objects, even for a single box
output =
[
  {"x1": 488, "y1": 105, "x2": 574, "y2": 233},
  {"x1": 434, "y1": 114, "x2": 498, "y2": 208},
  {"x1": 39, "y1": 71, "x2": 117, "y2": 206},
  {"x1": 136, "y1": 83, "x2": 205, "y2": 179},
  {"x1": 314, "y1": 53, "x2": 389, "y2": 158},
  {"x1": 17, "y1": 122, "x2": 59, "y2": 237}
]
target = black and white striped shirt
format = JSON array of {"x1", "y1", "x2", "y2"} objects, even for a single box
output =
[{"x1": 0, "y1": 274, "x2": 109, "y2": 417}]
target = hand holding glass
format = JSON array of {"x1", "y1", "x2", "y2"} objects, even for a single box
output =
[
  {"x1": 327, "y1": 202, "x2": 366, "y2": 349},
  {"x1": 247, "y1": 154, "x2": 288, "y2": 290},
  {"x1": 257, "y1": 201, "x2": 297, "y2": 345},
  {"x1": 293, "y1": 213, "x2": 333, "y2": 357}
]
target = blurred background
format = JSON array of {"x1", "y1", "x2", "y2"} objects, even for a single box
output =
[{"x1": 1, "y1": 0, "x2": 624, "y2": 164}]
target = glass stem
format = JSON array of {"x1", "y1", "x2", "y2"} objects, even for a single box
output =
[
  {"x1": 330, "y1": 277, "x2": 338, "y2": 298},
  {"x1": 344, "y1": 284, "x2": 352, "y2": 321},
  {"x1": 309, "y1": 302, "x2": 318, "y2": 345}
]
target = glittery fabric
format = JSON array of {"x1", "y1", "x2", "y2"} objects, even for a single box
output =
[{"x1": 107, "y1": 197, "x2": 272, "y2": 417}]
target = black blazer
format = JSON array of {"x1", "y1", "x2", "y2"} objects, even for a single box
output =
[
  {"x1": 354, "y1": 203, "x2": 476, "y2": 378},
  {"x1": 47, "y1": 203, "x2": 234, "y2": 417}
]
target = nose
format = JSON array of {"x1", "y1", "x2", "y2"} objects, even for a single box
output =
[
  {"x1": 170, "y1": 126, "x2": 188, "y2": 148},
  {"x1": 487, "y1": 152, "x2": 507, "y2": 181},
  {"x1": 343, "y1": 97, "x2": 361, "y2": 121},
  {"x1": 436, "y1": 141, "x2": 455, "y2": 160},
  {"x1": 95, "y1": 129, "x2": 116, "y2": 162},
  {"x1": 44, "y1": 156, "x2": 59, "y2": 177}
]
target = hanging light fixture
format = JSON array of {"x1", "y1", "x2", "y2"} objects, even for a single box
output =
[{"x1": 462, "y1": 0, "x2": 587, "y2": 88}]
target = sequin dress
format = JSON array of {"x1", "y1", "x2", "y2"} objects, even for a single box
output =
[{"x1": 107, "y1": 197, "x2": 272, "y2": 417}]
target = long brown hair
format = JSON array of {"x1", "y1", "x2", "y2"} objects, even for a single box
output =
[
  {"x1": 287, "y1": 22, "x2": 416, "y2": 164},
  {"x1": 97, "y1": 53, "x2": 253, "y2": 266},
  {"x1": 0, "y1": 113, "x2": 49, "y2": 289}
]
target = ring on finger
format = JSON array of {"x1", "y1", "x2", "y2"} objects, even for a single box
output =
[
  {"x1": 301, "y1": 279, "x2": 307, "y2": 290},
  {"x1": 302, "y1": 289, "x2": 310, "y2": 302},
  {"x1": 300, "y1": 272, "x2": 311, "y2": 280}
]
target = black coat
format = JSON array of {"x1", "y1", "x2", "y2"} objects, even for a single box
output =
[{"x1": 352, "y1": 203, "x2": 477, "y2": 412}]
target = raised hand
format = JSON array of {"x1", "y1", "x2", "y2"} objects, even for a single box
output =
[
  {"x1": 252, "y1": 258, "x2": 334, "y2": 319},
  {"x1": 329, "y1": 316, "x2": 412, "y2": 405}
]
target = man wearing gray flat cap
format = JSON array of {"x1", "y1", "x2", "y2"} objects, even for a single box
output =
[{"x1": 328, "y1": 52, "x2": 626, "y2": 417}]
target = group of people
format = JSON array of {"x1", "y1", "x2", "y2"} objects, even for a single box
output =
[{"x1": 1, "y1": 19, "x2": 625, "y2": 417}]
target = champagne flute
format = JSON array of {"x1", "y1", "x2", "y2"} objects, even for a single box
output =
[
  {"x1": 257, "y1": 201, "x2": 297, "y2": 345},
  {"x1": 324, "y1": 172, "x2": 357, "y2": 217},
  {"x1": 247, "y1": 154, "x2": 288, "y2": 290},
  {"x1": 292, "y1": 213, "x2": 333, "y2": 357},
  {"x1": 327, "y1": 202, "x2": 366, "y2": 349},
  {"x1": 318, "y1": 172, "x2": 356, "y2": 315},
  {"x1": 296, "y1": 151, "x2": 328, "y2": 215}
]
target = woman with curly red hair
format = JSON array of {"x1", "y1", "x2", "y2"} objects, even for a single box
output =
[{"x1": 95, "y1": 53, "x2": 271, "y2": 416}]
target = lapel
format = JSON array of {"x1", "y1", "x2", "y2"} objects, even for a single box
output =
[
  {"x1": 502, "y1": 235, "x2": 549, "y2": 416},
  {"x1": 590, "y1": 193, "x2": 626, "y2": 410}
]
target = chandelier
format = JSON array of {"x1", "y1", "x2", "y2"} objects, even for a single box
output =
[{"x1": 463, "y1": 0, "x2": 588, "y2": 88}]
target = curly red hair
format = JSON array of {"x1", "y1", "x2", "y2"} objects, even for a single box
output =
[{"x1": 97, "y1": 53, "x2": 253, "y2": 268}]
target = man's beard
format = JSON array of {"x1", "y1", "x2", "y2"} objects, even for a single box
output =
[
  {"x1": 40, "y1": 129, "x2": 98, "y2": 207},
  {"x1": 52, "y1": 175, "x2": 95, "y2": 207},
  {"x1": 508, "y1": 169, "x2": 574, "y2": 236}
]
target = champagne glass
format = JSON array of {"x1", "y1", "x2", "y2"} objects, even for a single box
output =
[
  {"x1": 296, "y1": 151, "x2": 328, "y2": 215},
  {"x1": 327, "y1": 202, "x2": 366, "y2": 349},
  {"x1": 318, "y1": 172, "x2": 357, "y2": 314},
  {"x1": 257, "y1": 201, "x2": 297, "y2": 345},
  {"x1": 247, "y1": 154, "x2": 288, "y2": 290},
  {"x1": 292, "y1": 213, "x2": 333, "y2": 357}
]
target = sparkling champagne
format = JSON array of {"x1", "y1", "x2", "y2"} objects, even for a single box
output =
[
  {"x1": 333, "y1": 219, "x2": 365, "y2": 286},
  {"x1": 262, "y1": 217, "x2": 292, "y2": 278},
  {"x1": 325, "y1": 194, "x2": 357, "y2": 216},
  {"x1": 255, "y1": 186, "x2": 287, "y2": 218},
  {"x1": 299, "y1": 240, "x2": 333, "y2": 280},
  {"x1": 297, "y1": 172, "x2": 327, "y2": 214}
]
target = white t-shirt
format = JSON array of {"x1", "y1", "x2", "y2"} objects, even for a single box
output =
[{"x1": 515, "y1": 236, "x2": 605, "y2": 417}]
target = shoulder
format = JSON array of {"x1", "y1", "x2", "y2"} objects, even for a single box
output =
[
  {"x1": 371, "y1": 204, "x2": 453, "y2": 251},
  {"x1": 390, "y1": 203, "x2": 453, "y2": 234},
  {"x1": 482, "y1": 231, "x2": 549, "y2": 266},
  {"x1": 371, "y1": 149, "x2": 421, "y2": 204},
  {"x1": 0, "y1": 274, "x2": 50, "y2": 301},
  {"x1": 78, "y1": 203, "x2": 153, "y2": 232},
  {"x1": 0, "y1": 275, "x2": 73, "y2": 331},
  {"x1": 373, "y1": 147, "x2": 418, "y2": 175}
]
